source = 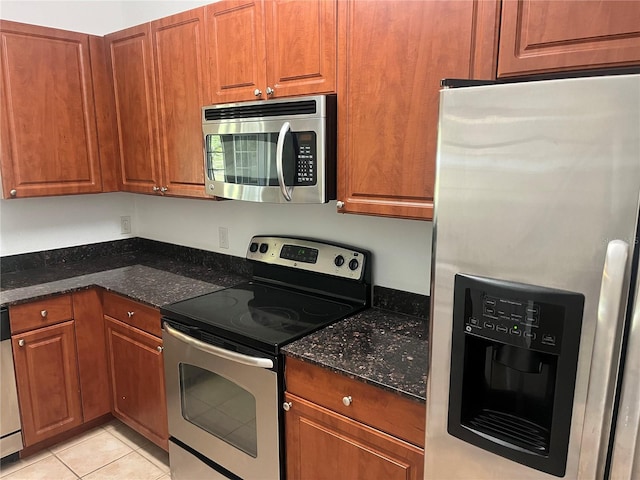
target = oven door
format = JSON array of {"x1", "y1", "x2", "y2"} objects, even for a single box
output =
[{"x1": 163, "y1": 322, "x2": 280, "y2": 480}]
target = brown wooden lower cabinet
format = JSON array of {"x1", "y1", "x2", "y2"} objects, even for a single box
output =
[
  {"x1": 285, "y1": 393, "x2": 424, "y2": 480},
  {"x1": 12, "y1": 321, "x2": 83, "y2": 447},
  {"x1": 284, "y1": 357, "x2": 425, "y2": 480},
  {"x1": 104, "y1": 316, "x2": 168, "y2": 450}
]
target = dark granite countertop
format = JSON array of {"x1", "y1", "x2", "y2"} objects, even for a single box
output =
[
  {"x1": 0, "y1": 264, "x2": 236, "y2": 308},
  {"x1": 1, "y1": 239, "x2": 429, "y2": 402},
  {"x1": 282, "y1": 308, "x2": 428, "y2": 403}
]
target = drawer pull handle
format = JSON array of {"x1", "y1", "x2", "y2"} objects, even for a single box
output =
[
  {"x1": 342, "y1": 396, "x2": 352, "y2": 407},
  {"x1": 283, "y1": 402, "x2": 292, "y2": 412},
  {"x1": 157, "y1": 346, "x2": 163, "y2": 352},
  {"x1": 127, "y1": 311, "x2": 135, "y2": 318},
  {"x1": 40, "y1": 310, "x2": 48, "y2": 318},
  {"x1": 18, "y1": 339, "x2": 25, "y2": 347}
]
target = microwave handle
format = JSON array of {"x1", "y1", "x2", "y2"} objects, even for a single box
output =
[{"x1": 276, "y1": 121, "x2": 293, "y2": 201}]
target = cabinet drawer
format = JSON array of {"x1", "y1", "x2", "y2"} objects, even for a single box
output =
[
  {"x1": 9, "y1": 294, "x2": 73, "y2": 334},
  {"x1": 285, "y1": 357, "x2": 426, "y2": 448},
  {"x1": 103, "y1": 292, "x2": 161, "y2": 337}
]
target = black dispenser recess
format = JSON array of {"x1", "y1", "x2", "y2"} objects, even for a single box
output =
[{"x1": 448, "y1": 274, "x2": 584, "y2": 477}]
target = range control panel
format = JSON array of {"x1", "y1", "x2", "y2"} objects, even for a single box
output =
[
  {"x1": 246, "y1": 235, "x2": 366, "y2": 281},
  {"x1": 453, "y1": 275, "x2": 583, "y2": 356}
]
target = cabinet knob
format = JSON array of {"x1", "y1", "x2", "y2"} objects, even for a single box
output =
[
  {"x1": 18, "y1": 339, "x2": 25, "y2": 347},
  {"x1": 152, "y1": 186, "x2": 160, "y2": 192},
  {"x1": 254, "y1": 89, "x2": 262, "y2": 97},
  {"x1": 266, "y1": 86, "x2": 274, "y2": 96},
  {"x1": 160, "y1": 186, "x2": 168, "y2": 193},
  {"x1": 157, "y1": 346, "x2": 163, "y2": 352},
  {"x1": 336, "y1": 201, "x2": 345, "y2": 209},
  {"x1": 282, "y1": 401, "x2": 292, "y2": 412},
  {"x1": 9, "y1": 189, "x2": 17, "y2": 197},
  {"x1": 342, "y1": 396, "x2": 352, "y2": 407},
  {"x1": 40, "y1": 310, "x2": 48, "y2": 318},
  {"x1": 127, "y1": 311, "x2": 135, "y2": 318}
]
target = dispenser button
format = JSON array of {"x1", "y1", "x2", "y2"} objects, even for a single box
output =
[
  {"x1": 541, "y1": 334, "x2": 556, "y2": 345},
  {"x1": 484, "y1": 307, "x2": 496, "y2": 316},
  {"x1": 496, "y1": 325, "x2": 508, "y2": 333},
  {"x1": 483, "y1": 322, "x2": 495, "y2": 330},
  {"x1": 524, "y1": 332, "x2": 536, "y2": 340},
  {"x1": 509, "y1": 328, "x2": 521, "y2": 337}
]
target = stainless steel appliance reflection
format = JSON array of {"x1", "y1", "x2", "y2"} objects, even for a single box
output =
[
  {"x1": 426, "y1": 74, "x2": 640, "y2": 479},
  {"x1": 161, "y1": 236, "x2": 371, "y2": 479},
  {"x1": 1, "y1": 307, "x2": 23, "y2": 463}
]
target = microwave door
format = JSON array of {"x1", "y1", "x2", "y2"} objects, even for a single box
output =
[{"x1": 276, "y1": 122, "x2": 296, "y2": 201}]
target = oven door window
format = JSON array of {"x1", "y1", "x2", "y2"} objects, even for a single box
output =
[{"x1": 179, "y1": 363, "x2": 257, "y2": 458}]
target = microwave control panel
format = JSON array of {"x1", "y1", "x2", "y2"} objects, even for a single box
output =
[{"x1": 294, "y1": 132, "x2": 317, "y2": 185}]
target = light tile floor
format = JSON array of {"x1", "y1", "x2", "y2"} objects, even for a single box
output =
[{"x1": 0, "y1": 420, "x2": 170, "y2": 480}]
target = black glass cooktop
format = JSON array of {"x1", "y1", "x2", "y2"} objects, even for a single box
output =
[{"x1": 161, "y1": 281, "x2": 363, "y2": 354}]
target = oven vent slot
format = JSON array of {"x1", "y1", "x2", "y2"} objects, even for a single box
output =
[
  {"x1": 204, "y1": 100, "x2": 317, "y2": 121},
  {"x1": 466, "y1": 409, "x2": 550, "y2": 455}
]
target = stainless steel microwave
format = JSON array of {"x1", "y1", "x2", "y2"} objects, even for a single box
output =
[{"x1": 202, "y1": 95, "x2": 336, "y2": 203}]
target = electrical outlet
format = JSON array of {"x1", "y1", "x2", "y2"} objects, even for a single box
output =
[
  {"x1": 219, "y1": 226, "x2": 229, "y2": 249},
  {"x1": 120, "y1": 216, "x2": 131, "y2": 234}
]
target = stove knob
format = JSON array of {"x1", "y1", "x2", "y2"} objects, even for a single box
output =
[
  {"x1": 348, "y1": 259, "x2": 359, "y2": 271},
  {"x1": 334, "y1": 255, "x2": 345, "y2": 267},
  {"x1": 259, "y1": 243, "x2": 269, "y2": 254},
  {"x1": 249, "y1": 242, "x2": 259, "y2": 253}
]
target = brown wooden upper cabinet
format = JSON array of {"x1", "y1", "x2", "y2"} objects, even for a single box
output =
[
  {"x1": 336, "y1": 0, "x2": 500, "y2": 220},
  {"x1": 498, "y1": 0, "x2": 640, "y2": 77},
  {"x1": 0, "y1": 21, "x2": 116, "y2": 199},
  {"x1": 205, "y1": 0, "x2": 336, "y2": 103},
  {"x1": 105, "y1": 9, "x2": 208, "y2": 198}
]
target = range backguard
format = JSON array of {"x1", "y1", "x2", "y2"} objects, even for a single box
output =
[{"x1": 448, "y1": 274, "x2": 584, "y2": 477}]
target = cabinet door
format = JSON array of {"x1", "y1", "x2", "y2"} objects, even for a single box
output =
[
  {"x1": 285, "y1": 393, "x2": 424, "y2": 480},
  {"x1": 206, "y1": 0, "x2": 267, "y2": 103},
  {"x1": 336, "y1": 0, "x2": 499, "y2": 220},
  {"x1": 498, "y1": 0, "x2": 640, "y2": 77},
  {"x1": 12, "y1": 321, "x2": 83, "y2": 447},
  {"x1": 106, "y1": 24, "x2": 162, "y2": 194},
  {"x1": 0, "y1": 21, "x2": 103, "y2": 198},
  {"x1": 105, "y1": 317, "x2": 168, "y2": 450},
  {"x1": 264, "y1": 0, "x2": 336, "y2": 97},
  {"x1": 151, "y1": 8, "x2": 209, "y2": 198}
]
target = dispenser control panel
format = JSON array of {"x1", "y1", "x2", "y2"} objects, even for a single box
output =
[{"x1": 458, "y1": 278, "x2": 578, "y2": 355}]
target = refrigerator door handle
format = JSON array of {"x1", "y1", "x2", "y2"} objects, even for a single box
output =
[
  {"x1": 609, "y1": 269, "x2": 640, "y2": 480},
  {"x1": 579, "y1": 240, "x2": 630, "y2": 479}
]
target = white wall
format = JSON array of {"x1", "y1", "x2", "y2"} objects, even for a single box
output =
[
  {"x1": 0, "y1": 0, "x2": 213, "y2": 35},
  {"x1": 0, "y1": 193, "x2": 135, "y2": 255},
  {"x1": 0, "y1": 0, "x2": 433, "y2": 295}
]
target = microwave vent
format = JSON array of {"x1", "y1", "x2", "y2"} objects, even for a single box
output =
[{"x1": 204, "y1": 99, "x2": 317, "y2": 121}]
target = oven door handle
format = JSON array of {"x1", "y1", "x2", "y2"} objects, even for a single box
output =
[
  {"x1": 276, "y1": 121, "x2": 293, "y2": 202},
  {"x1": 163, "y1": 322, "x2": 274, "y2": 369}
]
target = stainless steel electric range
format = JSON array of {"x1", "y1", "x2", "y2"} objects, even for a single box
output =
[{"x1": 160, "y1": 235, "x2": 371, "y2": 480}]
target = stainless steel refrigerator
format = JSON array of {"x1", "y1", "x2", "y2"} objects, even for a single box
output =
[{"x1": 425, "y1": 74, "x2": 640, "y2": 479}]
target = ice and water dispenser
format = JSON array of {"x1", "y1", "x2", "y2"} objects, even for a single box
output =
[{"x1": 448, "y1": 274, "x2": 584, "y2": 476}]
